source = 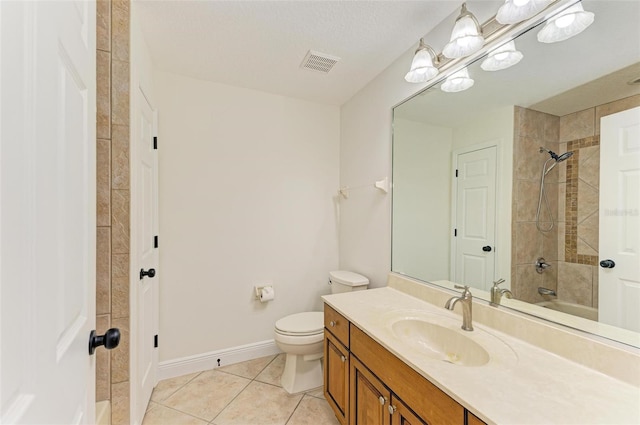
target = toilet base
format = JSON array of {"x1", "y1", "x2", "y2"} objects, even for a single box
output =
[{"x1": 280, "y1": 352, "x2": 323, "y2": 394}]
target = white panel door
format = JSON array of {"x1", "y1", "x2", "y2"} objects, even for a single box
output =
[
  {"x1": 134, "y1": 87, "x2": 159, "y2": 423},
  {"x1": 1, "y1": 1, "x2": 96, "y2": 424},
  {"x1": 599, "y1": 106, "x2": 640, "y2": 332},
  {"x1": 453, "y1": 146, "x2": 497, "y2": 291}
]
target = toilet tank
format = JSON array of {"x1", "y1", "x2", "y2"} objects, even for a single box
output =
[{"x1": 329, "y1": 271, "x2": 369, "y2": 294}]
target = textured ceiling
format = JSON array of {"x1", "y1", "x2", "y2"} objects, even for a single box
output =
[{"x1": 134, "y1": 1, "x2": 462, "y2": 105}]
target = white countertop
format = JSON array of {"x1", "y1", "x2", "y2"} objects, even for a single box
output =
[{"x1": 323, "y1": 287, "x2": 640, "y2": 425}]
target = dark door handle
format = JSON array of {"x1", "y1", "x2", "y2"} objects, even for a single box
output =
[
  {"x1": 599, "y1": 259, "x2": 615, "y2": 269},
  {"x1": 140, "y1": 268, "x2": 156, "y2": 279},
  {"x1": 89, "y1": 328, "x2": 120, "y2": 355},
  {"x1": 482, "y1": 246, "x2": 492, "y2": 252}
]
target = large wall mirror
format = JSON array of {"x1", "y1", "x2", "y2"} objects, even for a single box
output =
[{"x1": 392, "y1": 0, "x2": 640, "y2": 347}]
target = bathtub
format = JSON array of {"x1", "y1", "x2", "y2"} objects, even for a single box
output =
[
  {"x1": 96, "y1": 400, "x2": 110, "y2": 425},
  {"x1": 536, "y1": 300, "x2": 598, "y2": 321}
]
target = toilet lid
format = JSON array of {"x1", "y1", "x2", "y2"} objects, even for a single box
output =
[{"x1": 275, "y1": 312, "x2": 324, "y2": 335}]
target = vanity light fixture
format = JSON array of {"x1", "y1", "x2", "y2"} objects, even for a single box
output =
[
  {"x1": 537, "y1": 2, "x2": 594, "y2": 43},
  {"x1": 441, "y1": 68, "x2": 474, "y2": 93},
  {"x1": 480, "y1": 40, "x2": 524, "y2": 71},
  {"x1": 442, "y1": 3, "x2": 484, "y2": 59},
  {"x1": 496, "y1": 0, "x2": 553, "y2": 25},
  {"x1": 404, "y1": 38, "x2": 440, "y2": 83}
]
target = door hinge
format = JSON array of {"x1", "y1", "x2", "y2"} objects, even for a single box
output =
[
  {"x1": 154, "y1": 334, "x2": 158, "y2": 348},
  {"x1": 455, "y1": 169, "x2": 458, "y2": 177},
  {"x1": 454, "y1": 228, "x2": 457, "y2": 237},
  {"x1": 154, "y1": 235, "x2": 159, "y2": 248},
  {"x1": 153, "y1": 136, "x2": 158, "y2": 150}
]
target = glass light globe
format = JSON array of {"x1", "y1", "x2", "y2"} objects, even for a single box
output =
[
  {"x1": 480, "y1": 40, "x2": 524, "y2": 72},
  {"x1": 443, "y1": 5, "x2": 484, "y2": 59},
  {"x1": 537, "y1": 3, "x2": 594, "y2": 43},
  {"x1": 404, "y1": 44, "x2": 438, "y2": 83},
  {"x1": 441, "y1": 68, "x2": 474, "y2": 93},
  {"x1": 496, "y1": 0, "x2": 552, "y2": 25}
]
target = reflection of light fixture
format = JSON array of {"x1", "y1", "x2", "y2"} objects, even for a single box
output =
[
  {"x1": 441, "y1": 68, "x2": 474, "y2": 92},
  {"x1": 443, "y1": 3, "x2": 484, "y2": 59},
  {"x1": 496, "y1": 0, "x2": 553, "y2": 25},
  {"x1": 481, "y1": 40, "x2": 524, "y2": 71},
  {"x1": 537, "y1": 2, "x2": 594, "y2": 43},
  {"x1": 405, "y1": 38, "x2": 440, "y2": 83}
]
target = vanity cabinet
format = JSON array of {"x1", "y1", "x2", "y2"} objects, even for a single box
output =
[
  {"x1": 351, "y1": 355, "x2": 426, "y2": 425},
  {"x1": 324, "y1": 304, "x2": 485, "y2": 425},
  {"x1": 324, "y1": 305, "x2": 350, "y2": 425}
]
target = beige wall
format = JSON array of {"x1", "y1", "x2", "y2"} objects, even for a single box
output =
[
  {"x1": 155, "y1": 70, "x2": 340, "y2": 362},
  {"x1": 96, "y1": 0, "x2": 131, "y2": 423}
]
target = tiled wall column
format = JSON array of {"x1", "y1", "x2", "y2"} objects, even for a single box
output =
[
  {"x1": 96, "y1": 1, "x2": 131, "y2": 424},
  {"x1": 511, "y1": 106, "x2": 560, "y2": 303}
]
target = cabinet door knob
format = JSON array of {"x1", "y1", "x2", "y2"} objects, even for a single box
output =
[
  {"x1": 340, "y1": 355, "x2": 346, "y2": 363},
  {"x1": 388, "y1": 405, "x2": 397, "y2": 415},
  {"x1": 378, "y1": 396, "x2": 387, "y2": 405},
  {"x1": 329, "y1": 320, "x2": 336, "y2": 327}
]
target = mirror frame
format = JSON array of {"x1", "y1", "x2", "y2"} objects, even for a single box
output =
[{"x1": 391, "y1": 0, "x2": 640, "y2": 348}]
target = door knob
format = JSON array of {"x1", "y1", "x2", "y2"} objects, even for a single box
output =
[
  {"x1": 89, "y1": 328, "x2": 120, "y2": 355},
  {"x1": 140, "y1": 268, "x2": 156, "y2": 279},
  {"x1": 599, "y1": 259, "x2": 615, "y2": 269},
  {"x1": 482, "y1": 246, "x2": 492, "y2": 252}
]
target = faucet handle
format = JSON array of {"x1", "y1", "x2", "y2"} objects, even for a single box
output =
[
  {"x1": 492, "y1": 278, "x2": 506, "y2": 288},
  {"x1": 453, "y1": 285, "x2": 472, "y2": 297}
]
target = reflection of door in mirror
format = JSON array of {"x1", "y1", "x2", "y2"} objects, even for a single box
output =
[
  {"x1": 598, "y1": 106, "x2": 640, "y2": 333},
  {"x1": 452, "y1": 145, "x2": 497, "y2": 292}
]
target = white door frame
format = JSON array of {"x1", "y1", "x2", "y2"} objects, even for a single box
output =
[{"x1": 450, "y1": 141, "x2": 500, "y2": 290}]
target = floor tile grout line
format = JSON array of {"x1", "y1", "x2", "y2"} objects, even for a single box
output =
[
  {"x1": 152, "y1": 370, "x2": 204, "y2": 404},
  {"x1": 151, "y1": 401, "x2": 213, "y2": 424},
  {"x1": 284, "y1": 394, "x2": 306, "y2": 425}
]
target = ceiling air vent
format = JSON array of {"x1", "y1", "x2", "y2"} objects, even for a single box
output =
[{"x1": 300, "y1": 50, "x2": 340, "y2": 74}]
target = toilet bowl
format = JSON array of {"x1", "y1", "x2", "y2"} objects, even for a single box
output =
[{"x1": 274, "y1": 271, "x2": 369, "y2": 394}]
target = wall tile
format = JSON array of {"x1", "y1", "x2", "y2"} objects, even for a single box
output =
[
  {"x1": 97, "y1": 138, "x2": 111, "y2": 226},
  {"x1": 595, "y1": 94, "x2": 640, "y2": 135},
  {"x1": 96, "y1": 0, "x2": 111, "y2": 52},
  {"x1": 111, "y1": 317, "x2": 130, "y2": 383},
  {"x1": 577, "y1": 211, "x2": 598, "y2": 255},
  {"x1": 112, "y1": 276, "x2": 129, "y2": 319},
  {"x1": 542, "y1": 226, "x2": 558, "y2": 262},
  {"x1": 514, "y1": 136, "x2": 544, "y2": 181},
  {"x1": 111, "y1": 60, "x2": 130, "y2": 126},
  {"x1": 111, "y1": 381, "x2": 130, "y2": 425},
  {"x1": 514, "y1": 222, "x2": 542, "y2": 265},
  {"x1": 579, "y1": 146, "x2": 599, "y2": 189},
  {"x1": 592, "y1": 266, "x2": 599, "y2": 308},
  {"x1": 112, "y1": 253, "x2": 129, "y2": 278},
  {"x1": 112, "y1": 125, "x2": 130, "y2": 190},
  {"x1": 557, "y1": 221, "x2": 566, "y2": 262},
  {"x1": 96, "y1": 314, "x2": 111, "y2": 402},
  {"x1": 577, "y1": 179, "x2": 598, "y2": 224},
  {"x1": 514, "y1": 264, "x2": 543, "y2": 303},
  {"x1": 97, "y1": 227, "x2": 111, "y2": 315},
  {"x1": 557, "y1": 262, "x2": 593, "y2": 306},
  {"x1": 97, "y1": 50, "x2": 111, "y2": 139},
  {"x1": 111, "y1": 0, "x2": 130, "y2": 62},
  {"x1": 544, "y1": 113, "x2": 560, "y2": 143},
  {"x1": 514, "y1": 180, "x2": 539, "y2": 222},
  {"x1": 518, "y1": 107, "x2": 545, "y2": 141},
  {"x1": 111, "y1": 190, "x2": 130, "y2": 254},
  {"x1": 559, "y1": 108, "x2": 595, "y2": 142}
]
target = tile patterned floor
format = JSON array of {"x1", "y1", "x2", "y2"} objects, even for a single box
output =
[{"x1": 143, "y1": 354, "x2": 340, "y2": 425}]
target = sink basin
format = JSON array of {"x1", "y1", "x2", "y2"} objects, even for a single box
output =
[{"x1": 390, "y1": 319, "x2": 490, "y2": 366}]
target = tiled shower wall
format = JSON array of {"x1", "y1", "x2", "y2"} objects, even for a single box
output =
[
  {"x1": 512, "y1": 95, "x2": 640, "y2": 307},
  {"x1": 96, "y1": 1, "x2": 131, "y2": 424},
  {"x1": 511, "y1": 107, "x2": 560, "y2": 303}
]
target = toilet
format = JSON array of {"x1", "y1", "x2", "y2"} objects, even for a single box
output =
[{"x1": 274, "y1": 270, "x2": 369, "y2": 394}]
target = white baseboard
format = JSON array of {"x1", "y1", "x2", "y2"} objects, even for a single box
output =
[{"x1": 158, "y1": 339, "x2": 281, "y2": 381}]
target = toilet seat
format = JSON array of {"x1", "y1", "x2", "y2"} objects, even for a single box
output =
[{"x1": 275, "y1": 312, "x2": 323, "y2": 336}]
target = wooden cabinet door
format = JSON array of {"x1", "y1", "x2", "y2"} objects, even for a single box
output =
[
  {"x1": 350, "y1": 356, "x2": 391, "y2": 425},
  {"x1": 325, "y1": 331, "x2": 350, "y2": 425},
  {"x1": 390, "y1": 396, "x2": 427, "y2": 425},
  {"x1": 467, "y1": 411, "x2": 487, "y2": 425}
]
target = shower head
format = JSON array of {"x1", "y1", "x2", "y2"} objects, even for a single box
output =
[
  {"x1": 543, "y1": 149, "x2": 574, "y2": 175},
  {"x1": 556, "y1": 151, "x2": 573, "y2": 162}
]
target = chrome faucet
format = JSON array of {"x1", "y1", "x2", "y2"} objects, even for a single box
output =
[
  {"x1": 490, "y1": 278, "x2": 513, "y2": 306},
  {"x1": 445, "y1": 285, "x2": 473, "y2": 331}
]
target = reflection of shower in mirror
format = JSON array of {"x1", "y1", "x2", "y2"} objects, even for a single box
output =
[{"x1": 536, "y1": 147, "x2": 574, "y2": 232}]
